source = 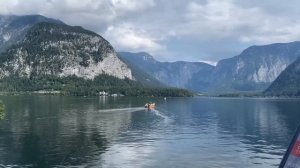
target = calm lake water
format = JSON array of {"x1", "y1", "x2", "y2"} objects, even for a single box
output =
[{"x1": 0, "y1": 95, "x2": 300, "y2": 168}]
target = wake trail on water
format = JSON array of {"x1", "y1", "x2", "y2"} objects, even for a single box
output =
[
  {"x1": 98, "y1": 107, "x2": 172, "y2": 124},
  {"x1": 151, "y1": 109, "x2": 171, "y2": 124},
  {"x1": 98, "y1": 107, "x2": 144, "y2": 113}
]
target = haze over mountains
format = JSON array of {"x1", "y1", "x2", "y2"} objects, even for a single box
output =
[{"x1": 0, "y1": 14, "x2": 300, "y2": 96}]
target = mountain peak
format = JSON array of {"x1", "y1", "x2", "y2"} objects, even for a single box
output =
[
  {"x1": 240, "y1": 41, "x2": 300, "y2": 58},
  {"x1": 0, "y1": 14, "x2": 133, "y2": 80},
  {"x1": 118, "y1": 52, "x2": 157, "y2": 63},
  {"x1": 139, "y1": 52, "x2": 156, "y2": 62},
  {"x1": 1, "y1": 14, "x2": 64, "y2": 27},
  {"x1": 0, "y1": 14, "x2": 65, "y2": 53}
]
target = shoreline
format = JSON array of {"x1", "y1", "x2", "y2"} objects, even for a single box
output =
[
  {"x1": 0, "y1": 91, "x2": 299, "y2": 99},
  {"x1": 0, "y1": 91, "x2": 192, "y2": 98}
]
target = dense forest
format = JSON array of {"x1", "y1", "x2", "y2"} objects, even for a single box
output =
[{"x1": 0, "y1": 74, "x2": 193, "y2": 97}]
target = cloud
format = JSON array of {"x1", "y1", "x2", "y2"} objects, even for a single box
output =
[
  {"x1": 183, "y1": 0, "x2": 300, "y2": 44},
  {"x1": 198, "y1": 60, "x2": 217, "y2": 66},
  {"x1": 111, "y1": 0, "x2": 155, "y2": 12},
  {"x1": 104, "y1": 23, "x2": 164, "y2": 52},
  {"x1": 183, "y1": 0, "x2": 263, "y2": 40},
  {"x1": 1, "y1": 0, "x2": 300, "y2": 62}
]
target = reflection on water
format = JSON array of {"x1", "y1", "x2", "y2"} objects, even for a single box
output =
[
  {"x1": 0, "y1": 101, "x2": 4, "y2": 120},
  {"x1": 0, "y1": 96, "x2": 299, "y2": 167}
]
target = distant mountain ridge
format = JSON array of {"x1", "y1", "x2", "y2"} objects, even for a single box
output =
[
  {"x1": 119, "y1": 41, "x2": 300, "y2": 93},
  {"x1": 211, "y1": 42, "x2": 300, "y2": 92},
  {"x1": 118, "y1": 52, "x2": 165, "y2": 87},
  {"x1": 118, "y1": 52, "x2": 214, "y2": 91}
]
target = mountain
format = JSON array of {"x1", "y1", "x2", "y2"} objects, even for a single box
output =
[
  {"x1": 2, "y1": 15, "x2": 299, "y2": 95},
  {"x1": 210, "y1": 42, "x2": 300, "y2": 93},
  {"x1": 118, "y1": 52, "x2": 214, "y2": 92},
  {"x1": 118, "y1": 53, "x2": 165, "y2": 87},
  {"x1": 264, "y1": 57, "x2": 300, "y2": 96},
  {"x1": 119, "y1": 42, "x2": 300, "y2": 93},
  {"x1": 0, "y1": 14, "x2": 193, "y2": 97},
  {"x1": 0, "y1": 19, "x2": 132, "y2": 80},
  {"x1": 0, "y1": 14, "x2": 63, "y2": 53}
]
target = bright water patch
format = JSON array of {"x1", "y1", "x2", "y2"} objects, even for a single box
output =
[{"x1": 98, "y1": 107, "x2": 144, "y2": 113}]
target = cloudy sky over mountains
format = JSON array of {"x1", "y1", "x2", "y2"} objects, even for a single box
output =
[{"x1": 1, "y1": 0, "x2": 300, "y2": 63}]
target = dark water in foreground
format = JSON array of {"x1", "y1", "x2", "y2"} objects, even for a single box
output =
[{"x1": 0, "y1": 95, "x2": 300, "y2": 168}]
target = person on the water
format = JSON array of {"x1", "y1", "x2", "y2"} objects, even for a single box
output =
[{"x1": 145, "y1": 102, "x2": 155, "y2": 109}]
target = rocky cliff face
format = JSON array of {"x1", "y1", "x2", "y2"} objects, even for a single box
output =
[
  {"x1": 0, "y1": 18, "x2": 132, "y2": 80},
  {"x1": 264, "y1": 57, "x2": 300, "y2": 96},
  {"x1": 210, "y1": 42, "x2": 300, "y2": 92}
]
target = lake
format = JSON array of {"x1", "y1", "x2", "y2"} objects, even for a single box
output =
[{"x1": 0, "y1": 95, "x2": 299, "y2": 168}]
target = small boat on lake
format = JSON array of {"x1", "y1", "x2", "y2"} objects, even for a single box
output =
[{"x1": 144, "y1": 103, "x2": 155, "y2": 109}]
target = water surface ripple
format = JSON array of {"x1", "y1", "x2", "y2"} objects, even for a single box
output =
[{"x1": 0, "y1": 96, "x2": 299, "y2": 167}]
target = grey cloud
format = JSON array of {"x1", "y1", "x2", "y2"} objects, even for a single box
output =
[{"x1": 0, "y1": 0, "x2": 299, "y2": 63}]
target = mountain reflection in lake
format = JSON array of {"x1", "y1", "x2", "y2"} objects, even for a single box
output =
[{"x1": 0, "y1": 95, "x2": 299, "y2": 168}]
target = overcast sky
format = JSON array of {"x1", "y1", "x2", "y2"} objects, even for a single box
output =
[{"x1": 1, "y1": 0, "x2": 300, "y2": 64}]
